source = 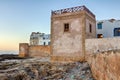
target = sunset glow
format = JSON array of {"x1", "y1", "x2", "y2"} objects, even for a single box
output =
[{"x1": 0, "y1": 0, "x2": 120, "y2": 51}]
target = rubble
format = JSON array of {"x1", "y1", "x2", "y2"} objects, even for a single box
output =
[{"x1": 0, "y1": 58, "x2": 95, "y2": 80}]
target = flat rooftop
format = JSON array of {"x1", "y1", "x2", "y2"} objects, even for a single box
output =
[{"x1": 52, "y1": 5, "x2": 95, "y2": 18}]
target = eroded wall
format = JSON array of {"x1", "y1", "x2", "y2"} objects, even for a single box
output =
[
  {"x1": 85, "y1": 37, "x2": 120, "y2": 54},
  {"x1": 51, "y1": 12, "x2": 85, "y2": 62},
  {"x1": 86, "y1": 17, "x2": 96, "y2": 39},
  {"x1": 19, "y1": 43, "x2": 50, "y2": 57},
  {"x1": 29, "y1": 45, "x2": 50, "y2": 57},
  {"x1": 85, "y1": 37, "x2": 120, "y2": 80},
  {"x1": 52, "y1": 18, "x2": 83, "y2": 55},
  {"x1": 19, "y1": 43, "x2": 29, "y2": 57},
  {"x1": 86, "y1": 50, "x2": 120, "y2": 80}
]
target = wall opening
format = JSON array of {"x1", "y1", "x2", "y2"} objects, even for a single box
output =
[
  {"x1": 64, "y1": 23, "x2": 69, "y2": 32},
  {"x1": 114, "y1": 28, "x2": 120, "y2": 36},
  {"x1": 43, "y1": 37, "x2": 45, "y2": 40},
  {"x1": 89, "y1": 23, "x2": 92, "y2": 33},
  {"x1": 44, "y1": 42, "x2": 46, "y2": 45},
  {"x1": 48, "y1": 42, "x2": 50, "y2": 45},
  {"x1": 97, "y1": 34, "x2": 103, "y2": 38},
  {"x1": 97, "y1": 23, "x2": 102, "y2": 29}
]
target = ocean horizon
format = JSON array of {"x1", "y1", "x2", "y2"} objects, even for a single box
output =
[{"x1": 0, "y1": 50, "x2": 18, "y2": 55}]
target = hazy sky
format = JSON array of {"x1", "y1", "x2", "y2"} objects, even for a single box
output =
[{"x1": 0, "y1": 0, "x2": 120, "y2": 51}]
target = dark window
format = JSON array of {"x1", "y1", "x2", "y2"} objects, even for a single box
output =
[
  {"x1": 48, "y1": 42, "x2": 50, "y2": 45},
  {"x1": 97, "y1": 23, "x2": 102, "y2": 29},
  {"x1": 44, "y1": 42, "x2": 46, "y2": 45},
  {"x1": 64, "y1": 23, "x2": 69, "y2": 32},
  {"x1": 114, "y1": 28, "x2": 120, "y2": 36},
  {"x1": 89, "y1": 24, "x2": 92, "y2": 33},
  {"x1": 97, "y1": 34, "x2": 103, "y2": 38},
  {"x1": 43, "y1": 37, "x2": 45, "y2": 40}
]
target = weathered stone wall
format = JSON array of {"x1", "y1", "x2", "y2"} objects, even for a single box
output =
[
  {"x1": 19, "y1": 43, "x2": 29, "y2": 57},
  {"x1": 85, "y1": 37, "x2": 120, "y2": 54},
  {"x1": 86, "y1": 50, "x2": 120, "y2": 80},
  {"x1": 29, "y1": 45, "x2": 50, "y2": 57},
  {"x1": 85, "y1": 37, "x2": 120, "y2": 80},
  {"x1": 85, "y1": 17, "x2": 96, "y2": 39},
  {"x1": 19, "y1": 44, "x2": 50, "y2": 57},
  {"x1": 51, "y1": 11, "x2": 85, "y2": 62}
]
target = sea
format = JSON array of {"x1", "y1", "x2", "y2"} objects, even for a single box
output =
[{"x1": 0, "y1": 50, "x2": 18, "y2": 55}]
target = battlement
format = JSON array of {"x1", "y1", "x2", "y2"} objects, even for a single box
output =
[{"x1": 52, "y1": 5, "x2": 95, "y2": 18}]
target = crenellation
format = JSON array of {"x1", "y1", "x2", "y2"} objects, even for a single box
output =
[{"x1": 52, "y1": 5, "x2": 95, "y2": 18}]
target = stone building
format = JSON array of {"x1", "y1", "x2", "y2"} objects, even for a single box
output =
[
  {"x1": 30, "y1": 32, "x2": 50, "y2": 46},
  {"x1": 51, "y1": 5, "x2": 96, "y2": 62},
  {"x1": 96, "y1": 19, "x2": 120, "y2": 38}
]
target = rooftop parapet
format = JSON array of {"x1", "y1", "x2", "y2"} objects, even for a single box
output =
[{"x1": 52, "y1": 5, "x2": 95, "y2": 18}]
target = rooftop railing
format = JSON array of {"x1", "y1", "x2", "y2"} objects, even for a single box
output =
[{"x1": 52, "y1": 5, "x2": 95, "y2": 18}]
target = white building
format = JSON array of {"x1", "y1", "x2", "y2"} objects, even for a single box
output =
[
  {"x1": 30, "y1": 32, "x2": 50, "y2": 46},
  {"x1": 96, "y1": 19, "x2": 120, "y2": 38}
]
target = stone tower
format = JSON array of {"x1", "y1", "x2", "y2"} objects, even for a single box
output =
[
  {"x1": 51, "y1": 5, "x2": 96, "y2": 62},
  {"x1": 19, "y1": 43, "x2": 29, "y2": 57}
]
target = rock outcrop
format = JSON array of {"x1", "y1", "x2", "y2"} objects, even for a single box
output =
[{"x1": 0, "y1": 58, "x2": 94, "y2": 80}]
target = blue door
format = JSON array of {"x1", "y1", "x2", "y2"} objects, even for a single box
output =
[{"x1": 114, "y1": 28, "x2": 120, "y2": 36}]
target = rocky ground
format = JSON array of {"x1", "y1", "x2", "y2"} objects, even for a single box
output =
[
  {"x1": 0, "y1": 54, "x2": 26, "y2": 61},
  {"x1": 0, "y1": 57, "x2": 95, "y2": 80}
]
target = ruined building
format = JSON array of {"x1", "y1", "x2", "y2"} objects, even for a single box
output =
[{"x1": 51, "y1": 5, "x2": 96, "y2": 62}]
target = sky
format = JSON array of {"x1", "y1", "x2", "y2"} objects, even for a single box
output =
[{"x1": 0, "y1": 0, "x2": 120, "y2": 51}]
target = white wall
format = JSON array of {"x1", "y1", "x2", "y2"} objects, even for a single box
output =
[
  {"x1": 30, "y1": 33, "x2": 50, "y2": 46},
  {"x1": 96, "y1": 20, "x2": 120, "y2": 38},
  {"x1": 38, "y1": 34, "x2": 50, "y2": 45},
  {"x1": 39, "y1": 39, "x2": 50, "y2": 45}
]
